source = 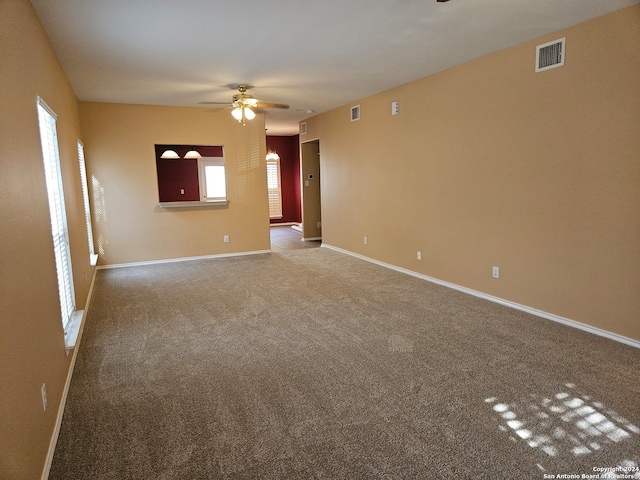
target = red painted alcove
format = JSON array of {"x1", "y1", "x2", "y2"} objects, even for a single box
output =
[{"x1": 266, "y1": 135, "x2": 301, "y2": 224}]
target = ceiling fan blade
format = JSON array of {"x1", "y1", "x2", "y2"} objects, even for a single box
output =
[
  {"x1": 199, "y1": 101, "x2": 232, "y2": 105},
  {"x1": 255, "y1": 102, "x2": 289, "y2": 109}
]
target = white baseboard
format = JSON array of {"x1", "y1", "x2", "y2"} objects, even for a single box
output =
[
  {"x1": 97, "y1": 249, "x2": 271, "y2": 270},
  {"x1": 42, "y1": 266, "x2": 98, "y2": 480},
  {"x1": 302, "y1": 237, "x2": 322, "y2": 242},
  {"x1": 321, "y1": 243, "x2": 640, "y2": 349}
]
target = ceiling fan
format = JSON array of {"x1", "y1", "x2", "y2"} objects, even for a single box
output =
[{"x1": 200, "y1": 85, "x2": 289, "y2": 126}]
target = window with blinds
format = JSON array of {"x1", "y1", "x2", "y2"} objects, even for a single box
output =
[
  {"x1": 78, "y1": 141, "x2": 97, "y2": 264},
  {"x1": 37, "y1": 97, "x2": 76, "y2": 333},
  {"x1": 266, "y1": 157, "x2": 283, "y2": 219}
]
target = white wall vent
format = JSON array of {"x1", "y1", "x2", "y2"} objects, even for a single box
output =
[
  {"x1": 300, "y1": 122, "x2": 307, "y2": 135},
  {"x1": 536, "y1": 37, "x2": 565, "y2": 73},
  {"x1": 351, "y1": 105, "x2": 360, "y2": 122}
]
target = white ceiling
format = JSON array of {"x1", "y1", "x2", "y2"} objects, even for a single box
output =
[{"x1": 31, "y1": 0, "x2": 638, "y2": 135}]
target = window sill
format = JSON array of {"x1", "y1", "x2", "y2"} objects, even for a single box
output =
[
  {"x1": 158, "y1": 201, "x2": 229, "y2": 208},
  {"x1": 64, "y1": 309, "x2": 84, "y2": 354}
]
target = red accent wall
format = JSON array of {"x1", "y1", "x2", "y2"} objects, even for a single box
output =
[
  {"x1": 156, "y1": 158, "x2": 200, "y2": 201},
  {"x1": 266, "y1": 135, "x2": 301, "y2": 224}
]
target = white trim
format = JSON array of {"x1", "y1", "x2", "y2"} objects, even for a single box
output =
[
  {"x1": 77, "y1": 141, "x2": 96, "y2": 258},
  {"x1": 97, "y1": 249, "x2": 271, "y2": 270},
  {"x1": 63, "y1": 309, "x2": 84, "y2": 351},
  {"x1": 321, "y1": 244, "x2": 640, "y2": 349},
  {"x1": 36, "y1": 96, "x2": 57, "y2": 119},
  {"x1": 41, "y1": 266, "x2": 98, "y2": 480},
  {"x1": 158, "y1": 201, "x2": 229, "y2": 208},
  {"x1": 303, "y1": 237, "x2": 322, "y2": 242},
  {"x1": 198, "y1": 156, "x2": 227, "y2": 203}
]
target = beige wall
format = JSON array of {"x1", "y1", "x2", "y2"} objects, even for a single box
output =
[
  {"x1": 79, "y1": 102, "x2": 270, "y2": 265},
  {"x1": 303, "y1": 6, "x2": 640, "y2": 342},
  {"x1": 0, "y1": 1, "x2": 96, "y2": 478},
  {"x1": 301, "y1": 140, "x2": 322, "y2": 239}
]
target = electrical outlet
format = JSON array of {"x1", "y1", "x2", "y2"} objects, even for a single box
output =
[
  {"x1": 223, "y1": 235, "x2": 229, "y2": 243},
  {"x1": 41, "y1": 383, "x2": 47, "y2": 411},
  {"x1": 317, "y1": 221, "x2": 322, "y2": 228},
  {"x1": 363, "y1": 236, "x2": 368, "y2": 245},
  {"x1": 417, "y1": 251, "x2": 422, "y2": 260},
  {"x1": 492, "y1": 266, "x2": 500, "y2": 278}
]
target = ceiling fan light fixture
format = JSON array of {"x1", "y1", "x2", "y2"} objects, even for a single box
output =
[
  {"x1": 231, "y1": 107, "x2": 243, "y2": 121},
  {"x1": 184, "y1": 149, "x2": 201, "y2": 159},
  {"x1": 160, "y1": 149, "x2": 180, "y2": 159},
  {"x1": 266, "y1": 151, "x2": 280, "y2": 161},
  {"x1": 244, "y1": 107, "x2": 256, "y2": 120}
]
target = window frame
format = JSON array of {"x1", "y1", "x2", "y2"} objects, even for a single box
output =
[
  {"x1": 77, "y1": 141, "x2": 98, "y2": 265},
  {"x1": 37, "y1": 97, "x2": 81, "y2": 348},
  {"x1": 197, "y1": 156, "x2": 228, "y2": 203},
  {"x1": 266, "y1": 156, "x2": 283, "y2": 219}
]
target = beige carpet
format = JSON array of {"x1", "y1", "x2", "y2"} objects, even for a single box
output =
[{"x1": 49, "y1": 242, "x2": 640, "y2": 479}]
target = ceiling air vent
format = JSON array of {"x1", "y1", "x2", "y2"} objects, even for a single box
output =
[
  {"x1": 300, "y1": 122, "x2": 307, "y2": 135},
  {"x1": 351, "y1": 105, "x2": 360, "y2": 122},
  {"x1": 536, "y1": 37, "x2": 565, "y2": 73}
]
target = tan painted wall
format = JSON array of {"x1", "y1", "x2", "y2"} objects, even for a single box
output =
[
  {"x1": 303, "y1": 6, "x2": 640, "y2": 342},
  {"x1": 0, "y1": 1, "x2": 96, "y2": 478},
  {"x1": 301, "y1": 140, "x2": 322, "y2": 239},
  {"x1": 79, "y1": 102, "x2": 270, "y2": 265}
]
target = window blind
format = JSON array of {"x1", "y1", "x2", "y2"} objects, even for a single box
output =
[
  {"x1": 78, "y1": 141, "x2": 96, "y2": 256},
  {"x1": 38, "y1": 97, "x2": 75, "y2": 332},
  {"x1": 266, "y1": 159, "x2": 283, "y2": 219}
]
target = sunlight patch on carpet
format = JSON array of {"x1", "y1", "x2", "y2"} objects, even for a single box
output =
[{"x1": 484, "y1": 383, "x2": 639, "y2": 475}]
